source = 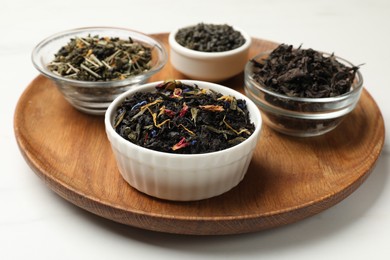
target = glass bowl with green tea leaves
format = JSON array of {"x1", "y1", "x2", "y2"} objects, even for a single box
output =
[
  {"x1": 104, "y1": 80, "x2": 262, "y2": 201},
  {"x1": 244, "y1": 44, "x2": 363, "y2": 137},
  {"x1": 32, "y1": 27, "x2": 168, "y2": 115},
  {"x1": 168, "y1": 23, "x2": 252, "y2": 82}
]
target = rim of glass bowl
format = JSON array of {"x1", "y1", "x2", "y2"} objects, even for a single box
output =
[
  {"x1": 245, "y1": 51, "x2": 363, "y2": 103},
  {"x1": 168, "y1": 25, "x2": 252, "y2": 59},
  {"x1": 32, "y1": 26, "x2": 168, "y2": 88}
]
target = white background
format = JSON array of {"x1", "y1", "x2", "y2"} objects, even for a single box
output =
[{"x1": 1, "y1": 0, "x2": 389, "y2": 259}]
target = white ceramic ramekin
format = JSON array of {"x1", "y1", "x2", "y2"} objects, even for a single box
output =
[{"x1": 105, "y1": 80, "x2": 262, "y2": 201}]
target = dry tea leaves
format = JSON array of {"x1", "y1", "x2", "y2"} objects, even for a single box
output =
[
  {"x1": 114, "y1": 80, "x2": 255, "y2": 154},
  {"x1": 251, "y1": 44, "x2": 359, "y2": 98},
  {"x1": 175, "y1": 23, "x2": 246, "y2": 52},
  {"x1": 48, "y1": 35, "x2": 152, "y2": 81}
]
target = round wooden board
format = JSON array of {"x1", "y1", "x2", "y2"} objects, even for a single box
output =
[{"x1": 14, "y1": 34, "x2": 385, "y2": 235}]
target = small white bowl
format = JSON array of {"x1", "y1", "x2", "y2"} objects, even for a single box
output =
[
  {"x1": 105, "y1": 80, "x2": 262, "y2": 201},
  {"x1": 168, "y1": 25, "x2": 252, "y2": 82}
]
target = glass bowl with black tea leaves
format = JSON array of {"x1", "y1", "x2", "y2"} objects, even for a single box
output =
[
  {"x1": 169, "y1": 23, "x2": 252, "y2": 82},
  {"x1": 244, "y1": 44, "x2": 363, "y2": 137},
  {"x1": 104, "y1": 80, "x2": 262, "y2": 201},
  {"x1": 32, "y1": 27, "x2": 168, "y2": 115}
]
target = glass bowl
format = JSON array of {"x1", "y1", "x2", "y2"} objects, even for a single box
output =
[
  {"x1": 105, "y1": 80, "x2": 262, "y2": 201},
  {"x1": 32, "y1": 27, "x2": 168, "y2": 115},
  {"x1": 244, "y1": 52, "x2": 363, "y2": 137},
  {"x1": 168, "y1": 24, "x2": 251, "y2": 82}
]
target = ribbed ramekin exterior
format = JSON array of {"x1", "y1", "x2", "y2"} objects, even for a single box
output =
[
  {"x1": 105, "y1": 80, "x2": 262, "y2": 201},
  {"x1": 107, "y1": 129, "x2": 258, "y2": 200}
]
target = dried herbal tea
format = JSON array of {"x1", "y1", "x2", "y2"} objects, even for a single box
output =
[
  {"x1": 175, "y1": 23, "x2": 246, "y2": 52},
  {"x1": 251, "y1": 44, "x2": 359, "y2": 98},
  {"x1": 114, "y1": 80, "x2": 255, "y2": 154},
  {"x1": 48, "y1": 35, "x2": 152, "y2": 81},
  {"x1": 249, "y1": 44, "x2": 361, "y2": 134}
]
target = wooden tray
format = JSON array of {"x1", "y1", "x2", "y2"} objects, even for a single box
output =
[{"x1": 14, "y1": 34, "x2": 385, "y2": 235}]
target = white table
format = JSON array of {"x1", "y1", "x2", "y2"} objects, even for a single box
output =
[{"x1": 2, "y1": 0, "x2": 389, "y2": 259}]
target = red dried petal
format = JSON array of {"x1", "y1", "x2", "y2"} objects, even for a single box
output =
[
  {"x1": 179, "y1": 103, "x2": 189, "y2": 117},
  {"x1": 164, "y1": 109, "x2": 176, "y2": 117},
  {"x1": 172, "y1": 137, "x2": 190, "y2": 151}
]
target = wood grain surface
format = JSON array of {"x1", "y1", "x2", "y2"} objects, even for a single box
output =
[{"x1": 14, "y1": 34, "x2": 385, "y2": 235}]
